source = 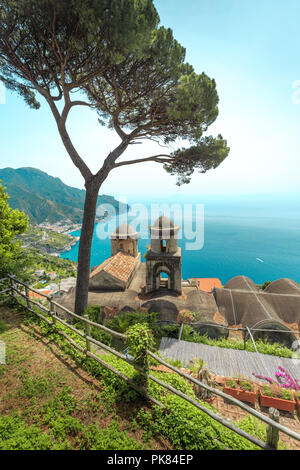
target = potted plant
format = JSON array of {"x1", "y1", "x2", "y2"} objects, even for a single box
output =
[
  {"x1": 223, "y1": 378, "x2": 257, "y2": 404},
  {"x1": 259, "y1": 384, "x2": 296, "y2": 413}
]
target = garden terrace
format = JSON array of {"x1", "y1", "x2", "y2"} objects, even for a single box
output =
[{"x1": 1, "y1": 275, "x2": 300, "y2": 450}]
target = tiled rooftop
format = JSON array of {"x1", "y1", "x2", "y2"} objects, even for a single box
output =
[
  {"x1": 194, "y1": 278, "x2": 222, "y2": 292},
  {"x1": 90, "y1": 252, "x2": 138, "y2": 284},
  {"x1": 29, "y1": 289, "x2": 51, "y2": 299}
]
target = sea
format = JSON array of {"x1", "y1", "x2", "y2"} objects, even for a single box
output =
[{"x1": 60, "y1": 194, "x2": 300, "y2": 285}]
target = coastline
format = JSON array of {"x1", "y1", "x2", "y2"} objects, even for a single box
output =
[
  {"x1": 59, "y1": 210, "x2": 129, "y2": 255},
  {"x1": 59, "y1": 205, "x2": 300, "y2": 285}
]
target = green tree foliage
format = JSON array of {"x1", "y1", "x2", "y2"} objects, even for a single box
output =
[
  {"x1": 0, "y1": 180, "x2": 29, "y2": 277},
  {"x1": 0, "y1": 0, "x2": 230, "y2": 313}
]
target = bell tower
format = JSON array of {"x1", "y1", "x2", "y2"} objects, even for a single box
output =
[
  {"x1": 110, "y1": 223, "x2": 139, "y2": 257},
  {"x1": 145, "y1": 216, "x2": 182, "y2": 294}
]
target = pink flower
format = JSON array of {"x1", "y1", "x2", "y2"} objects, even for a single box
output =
[{"x1": 253, "y1": 367, "x2": 300, "y2": 391}]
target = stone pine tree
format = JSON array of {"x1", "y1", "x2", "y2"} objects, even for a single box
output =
[{"x1": 0, "y1": 0, "x2": 230, "y2": 314}]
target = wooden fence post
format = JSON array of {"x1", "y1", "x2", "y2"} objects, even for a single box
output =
[
  {"x1": 25, "y1": 286, "x2": 32, "y2": 311},
  {"x1": 266, "y1": 407, "x2": 280, "y2": 449},
  {"x1": 84, "y1": 314, "x2": 91, "y2": 353},
  {"x1": 50, "y1": 300, "x2": 56, "y2": 326},
  {"x1": 9, "y1": 276, "x2": 16, "y2": 300}
]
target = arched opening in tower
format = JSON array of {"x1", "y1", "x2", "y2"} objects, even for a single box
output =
[
  {"x1": 159, "y1": 271, "x2": 169, "y2": 289},
  {"x1": 161, "y1": 239, "x2": 167, "y2": 252}
]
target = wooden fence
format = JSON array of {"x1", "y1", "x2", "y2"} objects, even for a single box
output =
[{"x1": 1, "y1": 274, "x2": 300, "y2": 450}]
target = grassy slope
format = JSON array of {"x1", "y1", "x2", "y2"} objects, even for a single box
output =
[
  {"x1": 0, "y1": 306, "x2": 291, "y2": 450},
  {"x1": 0, "y1": 307, "x2": 171, "y2": 450}
]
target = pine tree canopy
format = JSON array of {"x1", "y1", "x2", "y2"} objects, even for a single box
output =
[{"x1": 0, "y1": 0, "x2": 229, "y2": 185}]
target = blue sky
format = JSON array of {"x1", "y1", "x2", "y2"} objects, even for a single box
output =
[{"x1": 1, "y1": 0, "x2": 300, "y2": 199}]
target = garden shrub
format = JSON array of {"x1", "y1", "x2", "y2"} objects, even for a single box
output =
[
  {"x1": 77, "y1": 306, "x2": 112, "y2": 346},
  {"x1": 79, "y1": 420, "x2": 143, "y2": 450},
  {"x1": 105, "y1": 311, "x2": 158, "y2": 334},
  {"x1": 0, "y1": 415, "x2": 53, "y2": 450},
  {"x1": 17, "y1": 305, "x2": 275, "y2": 450}
]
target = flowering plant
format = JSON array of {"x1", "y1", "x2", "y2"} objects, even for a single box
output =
[{"x1": 253, "y1": 366, "x2": 300, "y2": 391}]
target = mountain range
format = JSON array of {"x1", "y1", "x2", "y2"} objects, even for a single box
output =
[{"x1": 0, "y1": 167, "x2": 129, "y2": 224}]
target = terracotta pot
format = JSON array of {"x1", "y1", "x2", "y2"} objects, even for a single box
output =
[
  {"x1": 295, "y1": 395, "x2": 300, "y2": 416},
  {"x1": 223, "y1": 381, "x2": 256, "y2": 404},
  {"x1": 259, "y1": 389, "x2": 296, "y2": 413}
]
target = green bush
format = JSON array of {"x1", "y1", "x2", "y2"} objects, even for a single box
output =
[
  {"x1": 126, "y1": 323, "x2": 155, "y2": 366},
  {"x1": 76, "y1": 306, "x2": 112, "y2": 346},
  {"x1": 105, "y1": 311, "x2": 158, "y2": 334},
  {"x1": 0, "y1": 415, "x2": 53, "y2": 450},
  {"x1": 80, "y1": 420, "x2": 143, "y2": 450},
  {"x1": 83, "y1": 305, "x2": 102, "y2": 323}
]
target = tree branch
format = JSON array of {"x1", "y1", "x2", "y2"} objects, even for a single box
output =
[
  {"x1": 113, "y1": 154, "x2": 172, "y2": 168},
  {"x1": 113, "y1": 115, "x2": 127, "y2": 140},
  {"x1": 42, "y1": 92, "x2": 92, "y2": 182},
  {"x1": 70, "y1": 100, "x2": 92, "y2": 108}
]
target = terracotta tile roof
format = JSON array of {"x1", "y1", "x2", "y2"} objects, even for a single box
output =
[
  {"x1": 194, "y1": 278, "x2": 222, "y2": 292},
  {"x1": 90, "y1": 252, "x2": 138, "y2": 284},
  {"x1": 29, "y1": 289, "x2": 51, "y2": 299}
]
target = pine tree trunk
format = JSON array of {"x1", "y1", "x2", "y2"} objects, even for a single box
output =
[{"x1": 74, "y1": 180, "x2": 100, "y2": 315}]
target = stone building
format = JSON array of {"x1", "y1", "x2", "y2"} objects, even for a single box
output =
[
  {"x1": 145, "y1": 216, "x2": 182, "y2": 294},
  {"x1": 89, "y1": 223, "x2": 140, "y2": 291},
  {"x1": 110, "y1": 223, "x2": 139, "y2": 257}
]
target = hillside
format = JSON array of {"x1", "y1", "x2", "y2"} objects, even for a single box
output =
[
  {"x1": 18, "y1": 225, "x2": 78, "y2": 254},
  {"x1": 0, "y1": 167, "x2": 129, "y2": 224},
  {"x1": 0, "y1": 307, "x2": 170, "y2": 450},
  {"x1": 0, "y1": 305, "x2": 296, "y2": 450}
]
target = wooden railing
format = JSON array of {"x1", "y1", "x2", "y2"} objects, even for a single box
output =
[{"x1": 1, "y1": 274, "x2": 300, "y2": 450}]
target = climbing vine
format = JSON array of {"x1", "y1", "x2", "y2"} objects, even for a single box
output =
[{"x1": 126, "y1": 323, "x2": 155, "y2": 369}]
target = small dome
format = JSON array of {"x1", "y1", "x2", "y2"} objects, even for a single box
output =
[
  {"x1": 224, "y1": 276, "x2": 258, "y2": 292},
  {"x1": 150, "y1": 215, "x2": 179, "y2": 238},
  {"x1": 153, "y1": 215, "x2": 174, "y2": 229},
  {"x1": 110, "y1": 223, "x2": 138, "y2": 239},
  {"x1": 264, "y1": 278, "x2": 300, "y2": 295}
]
